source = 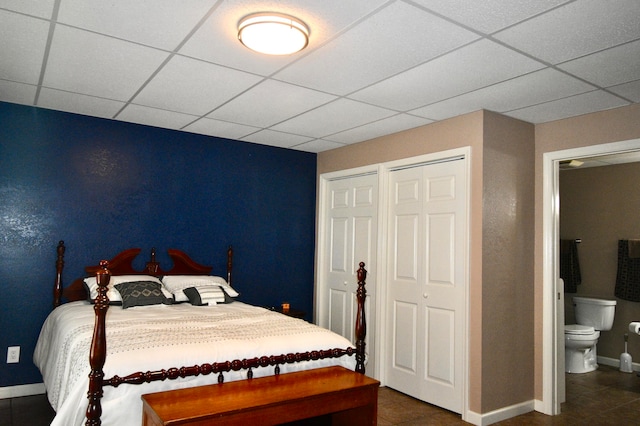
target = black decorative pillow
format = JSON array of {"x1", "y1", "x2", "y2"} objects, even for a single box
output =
[
  {"x1": 183, "y1": 285, "x2": 233, "y2": 306},
  {"x1": 114, "y1": 281, "x2": 172, "y2": 309}
]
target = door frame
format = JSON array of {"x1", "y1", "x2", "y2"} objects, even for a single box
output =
[{"x1": 540, "y1": 137, "x2": 640, "y2": 415}]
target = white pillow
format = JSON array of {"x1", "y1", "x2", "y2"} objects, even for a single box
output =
[
  {"x1": 161, "y1": 275, "x2": 239, "y2": 302},
  {"x1": 84, "y1": 275, "x2": 172, "y2": 302}
]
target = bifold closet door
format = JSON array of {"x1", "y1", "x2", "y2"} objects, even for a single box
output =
[
  {"x1": 322, "y1": 173, "x2": 377, "y2": 371},
  {"x1": 385, "y1": 157, "x2": 467, "y2": 414}
]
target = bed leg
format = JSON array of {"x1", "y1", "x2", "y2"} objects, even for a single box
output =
[{"x1": 355, "y1": 262, "x2": 367, "y2": 374}]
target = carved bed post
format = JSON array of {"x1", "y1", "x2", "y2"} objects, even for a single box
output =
[
  {"x1": 227, "y1": 246, "x2": 233, "y2": 286},
  {"x1": 53, "y1": 241, "x2": 65, "y2": 308},
  {"x1": 86, "y1": 260, "x2": 111, "y2": 426},
  {"x1": 355, "y1": 262, "x2": 367, "y2": 374}
]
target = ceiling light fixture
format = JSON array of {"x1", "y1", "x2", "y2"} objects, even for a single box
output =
[{"x1": 238, "y1": 13, "x2": 309, "y2": 55}]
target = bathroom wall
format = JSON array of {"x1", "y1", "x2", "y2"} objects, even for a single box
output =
[{"x1": 560, "y1": 161, "x2": 640, "y2": 361}]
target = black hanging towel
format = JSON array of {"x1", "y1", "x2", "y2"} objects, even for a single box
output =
[
  {"x1": 560, "y1": 239, "x2": 581, "y2": 293},
  {"x1": 615, "y1": 240, "x2": 640, "y2": 302}
]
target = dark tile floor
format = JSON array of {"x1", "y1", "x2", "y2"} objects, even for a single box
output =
[{"x1": 2, "y1": 365, "x2": 639, "y2": 425}]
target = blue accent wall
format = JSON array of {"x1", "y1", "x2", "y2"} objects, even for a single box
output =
[{"x1": 0, "y1": 101, "x2": 317, "y2": 387}]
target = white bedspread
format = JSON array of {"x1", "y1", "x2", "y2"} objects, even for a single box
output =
[{"x1": 34, "y1": 301, "x2": 356, "y2": 426}]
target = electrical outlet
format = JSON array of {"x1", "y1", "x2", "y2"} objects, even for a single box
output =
[{"x1": 7, "y1": 346, "x2": 20, "y2": 364}]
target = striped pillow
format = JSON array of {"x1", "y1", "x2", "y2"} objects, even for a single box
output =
[{"x1": 183, "y1": 285, "x2": 228, "y2": 306}]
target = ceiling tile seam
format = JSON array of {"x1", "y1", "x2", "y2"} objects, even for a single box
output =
[
  {"x1": 501, "y1": 88, "x2": 623, "y2": 115},
  {"x1": 554, "y1": 37, "x2": 640, "y2": 67},
  {"x1": 397, "y1": 66, "x2": 600, "y2": 121},
  {"x1": 400, "y1": 0, "x2": 578, "y2": 38},
  {"x1": 339, "y1": 36, "x2": 484, "y2": 101},
  {"x1": 290, "y1": 138, "x2": 345, "y2": 150},
  {"x1": 488, "y1": 0, "x2": 580, "y2": 35},
  {"x1": 401, "y1": 0, "x2": 493, "y2": 36},
  {"x1": 111, "y1": 0, "x2": 226, "y2": 120},
  {"x1": 240, "y1": 125, "x2": 326, "y2": 143},
  {"x1": 33, "y1": 0, "x2": 62, "y2": 106},
  {"x1": 315, "y1": 111, "x2": 411, "y2": 141},
  {"x1": 179, "y1": 80, "x2": 345, "y2": 134}
]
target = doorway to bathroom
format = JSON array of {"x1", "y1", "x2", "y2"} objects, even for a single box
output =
[{"x1": 543, "y1": 138, "x2": 640, "y2": 415}]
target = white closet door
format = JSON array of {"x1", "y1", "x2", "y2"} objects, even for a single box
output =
[
  {"x1": 385, "y1": 158, "x2": 467, "y2": 414},
  {"x1": 320, "y1": 173, "x2": 377, "y2": 373}
]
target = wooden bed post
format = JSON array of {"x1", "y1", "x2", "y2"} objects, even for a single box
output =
[
  {"x1": 355, "y1": 262, "x2": 367, "y2": 374},
  {"x1": 86, "y1": 260, "x2": 111, "y2": 426},
  {"x1": 53, "y1": 241, "x2": 65, "y2": 308},
  {"x1": 227, "y1": 246, "x2": 233, "y2": 287}
]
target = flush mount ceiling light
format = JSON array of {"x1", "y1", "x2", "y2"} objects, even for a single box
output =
[{"x1": 238, "y1": 13, "x2": 309, "y2": 55}]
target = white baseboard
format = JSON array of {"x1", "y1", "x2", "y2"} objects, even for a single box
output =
[
  {"x1": 465, "y1": 400, "x2": 535, "y2": 426},
  {"x1": 0, "y1": 383, "x2": 45, "y2": 399},
  {"x1": 598, "y1": 355, "x2": 640, "y2": 372}
]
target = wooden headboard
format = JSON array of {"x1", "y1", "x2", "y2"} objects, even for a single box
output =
[{"x1": 53, "y1": 241, "x2": 233, "y2": 308}]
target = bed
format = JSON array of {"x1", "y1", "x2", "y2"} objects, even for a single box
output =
[{"x1": 34, "y1": 241, "x2": 368, "y2": 426}]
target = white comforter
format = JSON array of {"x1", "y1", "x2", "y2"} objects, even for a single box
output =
[{"x1": 34, "y1": 301, "x2": 355, "y2": 426}]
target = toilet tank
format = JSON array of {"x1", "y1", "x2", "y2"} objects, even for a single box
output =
[{"x1": 573, "y1": 296, "x2": 616, "y2": 330}]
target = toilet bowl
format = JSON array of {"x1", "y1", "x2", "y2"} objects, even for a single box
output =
[
  {"x1": 565, "y1": 324, "x2": 600, "y2": 373},
  {"x1": 564, "y1": 296, "x2": 616, "y2": 374}
]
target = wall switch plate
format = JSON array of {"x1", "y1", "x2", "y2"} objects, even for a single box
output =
[{"x1": 7, "y1": 346, "x2": 20, "y2": 363}]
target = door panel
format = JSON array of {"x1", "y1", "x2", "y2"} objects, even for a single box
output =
[
  {"x1": 394, "y1": 301, "x2": 417, "y2": 373},
  {"x1": 385, "y1": 158, "x2": 467, "y2": 414},
  {"x1": 321, "y1": 173, "x2": 378, "y2": 373}
]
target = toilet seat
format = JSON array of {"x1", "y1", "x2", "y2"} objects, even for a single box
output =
[{"x1": 565, "y1": 324, "x2": 595, "y2": 335}]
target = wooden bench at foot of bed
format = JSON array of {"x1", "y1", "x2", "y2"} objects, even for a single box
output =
[{"x1": 141, "y1": 366, "x2": 380, "y2": 426}]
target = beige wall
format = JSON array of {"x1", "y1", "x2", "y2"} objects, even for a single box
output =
[
  {"x1": 560, "y1": 162, "x2": 640, "y2": 361},
  {"x1": 534, "y1": 103, "x2": 640, "y2": 400},
  {"x1": 317, "y1": 110, "x2": 535, "y2": 414},
  {"x1": 481, "y1": 112, "x2": 535, "y2": 412}
]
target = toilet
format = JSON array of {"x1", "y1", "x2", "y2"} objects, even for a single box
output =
[{"x1": 565, "y1": 296, "x2": 616, "y2": 374}]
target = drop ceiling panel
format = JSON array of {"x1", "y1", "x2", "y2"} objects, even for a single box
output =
[
  {"x1": 274, "y1": 2, "x2": 479, "y2": 95},
  {"x1": 207, "y1": 79, "x2": 336, "y2": 128},
  {"x1": 0, "y1": 0, "x2": 55, "y2": 19},
  {"x1": 43, "y1": 26, "x2": 169, "y2": 101},
  {"x1": 608, "y1": 80, "x2": 640, "y2": 103},
  {"x1": 183, "y1": 116, "x2": 259, "y2": 141},
  {"x1": 0, "y1": 80, "x2": 37, "y2": 105},
  {"x1": 2, "y1": 1, "x2": 639, "y2": 153},
  {"x1": 494, "y1": 0, "x2": 640, "y2": 64},
  {"x1": 295, "y1": 139, "x2": 344, "y2": 153},
  {"x1": 411, "y1": 0, "x2": 571, "y2": 34},
  {"x1": 326, "y1": 114, "x2": 433, "y2": 144},
  {"x1": 179, "y1": 0, "x2": 390, "y2": 76},
  {"x1": 57, "y1": 0, "x2": 216, "y2": 51},
  {"x1": 118, "y1": 104, "x2": 199, "y2": 130},
  {"x1": 241, "y1": 129, "x2": 313, "y2": 149},
  {"x1": 558, "y1": 40, "x2": 640, "y2": 88},
  {"x1": 0, "y1": 11, "x2": 50, "y2": 84},
  {"x1": 272, "y1": 98, "x2": 395, "y2": 138},
  {"x1": 506, "y1": 90, "x2": 630, "y2": 123},
  {"x1": 131, "y1": 55, "x2": 263, "y2": 116},
  {"x1": 38, "y1": 88, "x2": 124, "y2": 118},
  {"x1": 350, "y1": 39, "x2": 545, "y2": 111},
  {"x1": 411, "y1": 68, "x2": 595, "y2": 121}
]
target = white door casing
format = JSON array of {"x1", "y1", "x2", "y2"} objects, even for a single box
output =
[{"x1": 384, "y1": 156, "x2": 467, "y2": 414}]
